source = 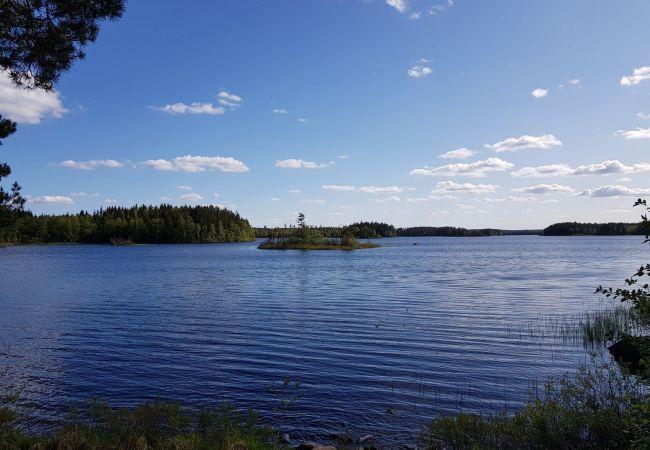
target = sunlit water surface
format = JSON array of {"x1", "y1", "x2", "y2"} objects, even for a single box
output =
[{"x1": 0, "y1": 236, "x2": 647, "y2": 446}]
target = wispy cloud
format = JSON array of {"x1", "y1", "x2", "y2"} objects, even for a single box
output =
[
  {"x1": 438, "y1": 148, "x2": 476, "y2": 159},
  {"x1": 568, "y1": 78, "x2": 581, "y2": 86},
  {"x1": 638, "y1": 112, "x2": 650, "y2": 120},
  {"x1": 428, "y1": 0, "x2": 454, "y2": 14},
  {"x1": 431, "y1": 181, "x2": 497, "y2": 195},
  {"x1": 620, "y1": 66, "x2": 650, "y2": 86},
  {"x1": 407, "y1": 61, "x2": 432, "y2": 78},
  {"x1": 0, "y1": 70, "x2": 67, "y2": 124},
  {"x1": 578, "y1": 185, "x2": 650, "y2": 198},
  {"x1": 359, "y1": 186, "x2": 414, "y2": 194},
  {"x1": 153, "y1": 102, "x2": 225, "y2": 115},
  {"x1": 276, "y1": 159, "x2": 327, "y2": 169},
  {"x1": 297, "y1": 117, "x2": 309, "y2": 123},
  {"x1": 272, "y1": 108, "x2": 288, "y2": 114},
  {"x1": 531, "y1": 88, "x2": 548, "y2": 98},
  {"x1": 322, "y1": 185, "x2": 356, "y2": 191},
  {"x1": 174, "y1": 185, "x2": 193, "y2": 190},
  {"x1": 410, "y1": 157, "x2": 513, "y2": 178},
  {"x1": 180, "y1": 192, "x2": 204, "y2": 203},
  {"x1": 217, "y1": 91, "x2": 243, "y2": 108},
  {"x1": 27, "y1": 195, "x2": 74, "y2": 204},
  {"x1": 386, "y1": 0, "x2": 407, "y2": 13},
  {"x1": 59, "y1": 159, "x2": 123, "y2": 170},
  {"x1": 486, "y1": 134, "x2": 562, "y2": 152},
  {"x1": 143, "y1": 155, "x2": 249, "y2": 173},
  {"x1": 617, "y1": 127, "x2": 650, "y2": 140},
  {"x1": 511, "y1": 184, "x2": 574, "y2": 194},
  {"x1": 512, "y1": 160, "x2": 650, "y2": 177}
]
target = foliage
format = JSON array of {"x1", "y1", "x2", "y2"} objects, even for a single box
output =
[
  {"x1": 344, "y1": 221, "x2": 396, "y2": 238},
  {"x1": 0, "y1": 399, "x2": 283, "y2": 449},
  {"x1": 0, "y1": 204, "x2": 255, "y2": 244},
  {"x1": 397, "y1": 226, "x2": 506, "y2": 237},
  {"x1": 0, "y1": 0, "x2": 124, "y2": 90},
  {"x1": 544, "y1": 221, "x2": 645, "y2": 236},
  {"x1": 0, "y1": 114, "x2": 26, "y2": 229},
  {"x1": 421, "y1": 359, "x2": 649, "y2": 450}
]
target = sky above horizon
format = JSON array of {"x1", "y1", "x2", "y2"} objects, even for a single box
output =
[{"x1": 1, "y1": 0, "x2": 650, "y2": 229}]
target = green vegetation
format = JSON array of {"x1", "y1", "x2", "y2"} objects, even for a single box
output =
[
  {"x1": 421, "y1": 359, "x2": 649, "y2": 450},
  {"x1": 255, "y1": 221, "x2": 396, "y2": 240},
  {"x1": 397, "y1": 226, "x2": 507, "y2": 237},
  {"x1": 0, "y1": 398, "x2": 281, "y2": 450},
  {"x1": 544, "y1": 221, "x2": 645, "y2": 236},
  {"x1": 0, "y1": 205, "x2": 255, "y2": 244},
  {"x1": 258, "y1": 213, "x2": 380, "y2": 250}
]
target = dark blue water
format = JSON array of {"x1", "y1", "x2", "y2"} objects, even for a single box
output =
[{"x1": 0, "y1": 236, "x2": 647, "y2": 445}]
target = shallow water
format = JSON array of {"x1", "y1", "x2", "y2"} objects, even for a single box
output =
[{"x1": 0, "y1": 236, "x2": 646, "y2": 445}]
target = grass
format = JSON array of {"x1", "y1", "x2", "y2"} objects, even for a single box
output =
[
  {"x1": 420, "y1": 359, "x2": 650, "y2": 450},
  {"x1": 0, "y1": 399, "x2": 285, "y2": 450}
]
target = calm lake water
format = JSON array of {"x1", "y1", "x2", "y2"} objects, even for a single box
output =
[{"x1": 0, "y1": 236, "x2": 647, "y2": 446}]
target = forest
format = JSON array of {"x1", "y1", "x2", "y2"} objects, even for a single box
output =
[
  {"x1": 0, "y1": 205, "x2": 255, "y2": 244},
  {"x1": 255, "y1": 221, "x2": 397, "y2": 239},
  {"x1": 543, "y1": 221, "x2": 645, "y2": 236}
]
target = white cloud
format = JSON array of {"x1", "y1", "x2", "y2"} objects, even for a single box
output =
[
  {"x1": 486, "y1": 134, "x2": 562, "y2": 152},
  {"x1": 338, "y1": 155, "x2": 349, "y2": 159},
  {"x1": 358, "y1": 185, "x2": 414, "y2": 194},
  {"x1": 568, "y1": 78, "x2": 581, "y2": 85},
  {"x1": 322, "y1": 185, "x2": 356, "y2": 191},
  {"x1": 273, "y1": 108, "x2": 288, "y2": 114},
  {"x1": 0, "y1": 71, "x2": 67, "y2": 124},
  {"x1": 276, "y1": 159, "x2": 327, "y2": 169},
  {"x1": 289, "y1": 189, "x2": 301, "y2": 194},
  {"x1": 153, "y1": 102, "x2": 225, "y2": 115},
  {"x1": 620, "y1": 66, "x2": 650, "y2": 86},
  {"x1": 180, "y1": 193, "x2": 204, "y2": 203},
  {"x1": 638, "y1": 112, "x2": 650, "y2": 120},
  {"x1": 410, "y1": 157, "x2": 513, "y2": 178},
  {"x1": 409, "y1": 11, "x2": 421, "y2": 19},
  {"x1": 374, "y1": 195, "x2": 402, "y2": 203},
  {"x1": 297, "y1": 118, "x2": 309, "y2": 123},
  {"x1": 59, "y1": 159, "x2": 123, "y2": 170},
  {"x1": 143, "y1": 155, "x2": 249, "y2": 173},
  {"x1": 431, "y1": 181, "x2": 497, "y2": 195},
  {"x1": 217, "y1": 91, "x2": 242, "y2": 108},
  {"x1": 484, "y1": 196, "x2": 535, "y2": 203},
  {"x1": 407, "y1": 64, "x2": 432, "y2": 78},
  {"x1": 531, "y1": 88, "x2": 548, "y2": 98},
  {"x1": 511, "y1": 184, "x2": 574, "y2": 194},
  {"x1": 386, "y1": 0, "x2": 407, "y2": 13},
  {"x1": 617, "y1": 127, "x2": 650, "y2": 140},
  {"x1": 438, "y1": 147, "x2": 476, "y2": 159},
  {"x1": 578, "y1": 185, "x2": 650, "y2": 198},
  {"x1": 175, "y1": 185, "x2": 193, "y2": 190},
  {"x1": 27, "y1": 195, "x2": 74, "y2": 204},
  {"x1": 271, "y1": 197, "x2": 280, "y2": 202},
  {"x1": 512, "y1": 160, "x2": 650, "y2": 177},
  {"x1": 429, "y1": 0, "x2": 454, "y2": 14}
]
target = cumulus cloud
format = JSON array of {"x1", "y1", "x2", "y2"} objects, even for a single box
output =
[
  {"x1": 617, "y1": 127, "x2": 650, "y2": 140},
  {"x1": 276, "y1": 159, "x2": 327, "y2": 169},
  {"x1": 486, "y1": 134, "x2": 562, "y2": 152},
  {"x1": 438, "y1": 147, "x2": 476, "y2": 159},
  {"x1": 386, "y1": 0, "x2": 407, "y2": 13},
  {"x1": 410, "y1": 157, "x2": 513, "y2": 178},
  {"x1": 512, "y1": 160, "x2": 650, "y2": 178},
  {"x1": 0, "y1": 70, "x2": 67, "y2": 124},
  {"x1": 153, "y1": 102, "x2": 225, "y2": 115},
  {"x1": 620, "y1": 66, "x2": 650, "y2": 86},
  {"x1": 217, "y1": 91, "x2": 242, "y2": 108},
  {"x1": 180, "y1": 193, "x2": 204, "y2": 203},
  {"x1": 27, "y1": 195, "x2": 74, "y2": 204},
  {"x1": 511, "y1": 184, "x2": 574, "y2": 194},
  {"x1": 143, "y1": 155, "x2": 249, "y2": 173},
  {"x1": 431, "y1": 181, "x2": 497, "y2": 195},
  {"x1": 578, "y1": 185, "x2": 650, "y2": 198},
  {"x1": 531, "y1": 88, "x2": 549, "y2": 98},
  {"x1": 407, "y1": 64, "x2": 432, "y2": 78},
  {"x1": 59, "y1": 159, "x2": 123, "y2": 170}
]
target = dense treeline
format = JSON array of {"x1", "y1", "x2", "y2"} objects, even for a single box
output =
[
  {"x1": 0, "y1": 205, "x2": 254, "y2": 244},
  {"x1": 397, "y1": 227, "x2": 508, "y2": 237},
  {"x1": 543, "y1": 222, "x2": 644, "y2": 236},
  {"x1": 255, "y1": 221, "x2": 396, "y2": 239}
]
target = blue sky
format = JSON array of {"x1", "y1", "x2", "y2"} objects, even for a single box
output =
[{"x1": 1, "y1": 0, "x2": 650, "y2": 228}]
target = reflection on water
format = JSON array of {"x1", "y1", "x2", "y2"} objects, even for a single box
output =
[{"x1": 0, "y1": 236, "x2": 646, "y2": 445}]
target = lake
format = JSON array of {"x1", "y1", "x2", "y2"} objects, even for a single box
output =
[{"x1": 0, "y1": 236, "x2": 646, "y2": 446}]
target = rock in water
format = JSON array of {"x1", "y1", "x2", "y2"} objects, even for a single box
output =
[{"x1": 609, "y1": 339, "x2": 642, "y2": 371}]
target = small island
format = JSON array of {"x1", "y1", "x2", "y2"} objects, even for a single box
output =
[{"x1": 258, "y1": 213, "x2": 380, "y2": 250}]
